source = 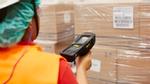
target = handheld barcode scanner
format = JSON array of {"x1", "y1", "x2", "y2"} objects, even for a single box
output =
[{"x1": 60, "y1": 32, "x2": 96, "y2": 62}]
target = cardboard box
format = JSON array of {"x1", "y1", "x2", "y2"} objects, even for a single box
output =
[
  {"x1": 96, "y1": 37, "x2": 140, "y2": 48},
  {"x1": 139, "y1": 4, "x2": 150, "y2": 39},
  {"x1": 35, "y1": 37, "x2": 73, "y2": 53},
  {"x1": 88, "y1": 45, "x2": 150, "y2": 83},
  {"x1": 39, "y1": 4, "x2": 74, "y2": 33},
  {"x1": 34, "y1": 40, "x2": 57, "y2": 52},
  {"x1": 39, "y1": 4, "x2": 74, "y2": 42},
  {"x1": 88, "y1": 45, "x2": 117, "y2": 82},
  {"x1": 117, "y1": 48, "x2": 150, "y2": 84},
  {"x1": 88, "y1": 77, "x2": 116, "y2": 84},
  {"x1": 74, "y1": 3, "x2": 140, "y2": 38},
  {"x1": 96, "y1": 37, "x2": 150, "y2": 49},
  {"x1": 37, "y1": 26, "x2": 74, "y2": 42}
]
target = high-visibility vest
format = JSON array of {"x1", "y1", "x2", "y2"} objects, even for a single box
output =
[{"x1": 0, "y1": 44, "x2": 64, "y2": 84}]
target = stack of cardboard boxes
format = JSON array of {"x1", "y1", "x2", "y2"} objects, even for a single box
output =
[
  {"x1": 36, "y1": 0, "x2": 150, "y2": 83},
  {"x1": 36, "y1": 0, "x2": 74, "y2": 53},
  {"x1": 74, "y1": 0, "x2": 150, "y2": 84},
  {"x1": 87, "y1": 46, "x2": 150, "y2": 84},
  {"x1": 88, "y1": 45, "x2": 117, "y2": 84},
  {"x1": 117, "y1": 48, "x2": 150, "y2": 84},
  {"x1": 74, "y1": 4, "x2": 140, "y2": 38}
]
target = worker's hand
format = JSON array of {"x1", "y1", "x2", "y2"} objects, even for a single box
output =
[
  {"x1": 76, "y1": 51, "x2": 92, "y2": 72},
  {"x1": 76, "y1": 52, "x2": 92, "y2": 84}
]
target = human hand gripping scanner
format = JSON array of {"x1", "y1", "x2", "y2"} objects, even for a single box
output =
[{"x1": 60, "y1": 32, "x2": 96, "y2": 62}]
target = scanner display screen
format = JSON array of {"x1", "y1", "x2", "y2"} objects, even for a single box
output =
[{"x1": 77, "y1": 36, "x2": 89, "y2": 44}]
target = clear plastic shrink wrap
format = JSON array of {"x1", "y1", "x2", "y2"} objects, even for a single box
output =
[
  {"x1": 36, "y1": 0, "x2": 74, "y2": 52},
  {"x1": 74, "y1": 0, "x2": 150, "y2": 84},
  {"x1": 34, "y1": 0, "x2": 150, "y2": 83}
]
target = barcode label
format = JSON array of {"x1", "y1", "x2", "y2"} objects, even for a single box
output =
[
  {"x1": 64, "y1": 12, "x2": 71, "y2": 23},
  {"x1": 90, "y1": 59, "x2": 101, "y2": 72},
  {"x1": 113, "y1": 7, "x2": 134, "y2": 29}
]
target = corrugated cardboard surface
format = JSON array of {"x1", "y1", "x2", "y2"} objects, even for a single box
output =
[
  {"x1": 74, "y1": 3, "x2": 140, "y2": 38},
  {"x1": 88, "y1": 45, "x2": 117, "y2": 82},
  {"x1": 88, "y1": 44, "x2": 150, "y2": 84},
  {"x1": 35, "y1": 37, "x2": 73, "y2": 54},
  {"x1": 36, "y1": 2, "x2": 150, "y2": 84},
  {"x1": 39, "y1": 4, "x2": 74, "y2": 42},
  {"x1": 117, "y1": 48, "x2": 150, "y2": 84},
  {"x1": 139, "y1": 4, "x2": 150, "y2": 39},
  {"x1": 39, "y1": 4, "x2": 74, "y2": 33},
  {"x1": 88, "y1": 77, "x2": 116, "y2": 84},
  {"x1": 36, "y1": 4, "x2": 75, "y2": 53},
  {"x1": 74, "y1": 3, "x2": 150, "y2": 83}
]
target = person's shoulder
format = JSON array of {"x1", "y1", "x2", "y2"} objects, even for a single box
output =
[
  {"x1": 18, "y1": 45, "x2": 64, "y2": 80},
  {"x1": 26, "y1": 45, "x2": 64, "y2": 63}
]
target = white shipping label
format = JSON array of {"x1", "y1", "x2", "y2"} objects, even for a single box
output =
[
  {"x1": 113, "y1": 7, "x2": 134, "y2": 29},
  {"x1": 90, "y1": 59, "x2": 101, "y2": 72},
  {"x1": 64, "y1": 13, "x2": 71, "y2": 23}
]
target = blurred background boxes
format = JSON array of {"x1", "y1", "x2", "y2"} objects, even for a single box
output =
[
  {"x1": 34, "y1": 39, "x2": 73, "y2": 53},
  {"x1": 88, "y1": 45, "x2": 117, "y2": 82},
  {"x1": 74, "y1": 3, "x2": 140, "y2": 38},
  {"x1": 139, "y1": 3, "x2": 150, "y2": 39},
  {"x1": 36, "y1": 0, "x2": 150, "y2": 83},
  {"x1": 117, "y1": 48, "x2": 150, "y2": 84},
  {"x1": 37, "y1": 0, "x2": 74, "y2": 53},
  {"x1": 88, "y1": 45, "x2": 150, "y2": 84},
  {"x1": 34, "y1": 40, "x2": 57, "y2": 52},
  {"x1": 38, "y1": 4, "x2": 74, "y2": 41},
  {"x1": 88, "y1": 77, "x2": 116, "y2": 84}
]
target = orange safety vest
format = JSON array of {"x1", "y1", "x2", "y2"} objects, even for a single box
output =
[{"x1": 0, "y1": 44, "x2": 64, "y2": 84}]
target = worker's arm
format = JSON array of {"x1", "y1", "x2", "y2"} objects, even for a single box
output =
[
  {"x1": 58, "y1": 52, "x2": 92, "y2": 84},
  {"x1": 58, "y1": 60, "x2": 78, "y2": 84},
  {"x1": 76, "y1": 52, "x2": 92, "y2": 84}
]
